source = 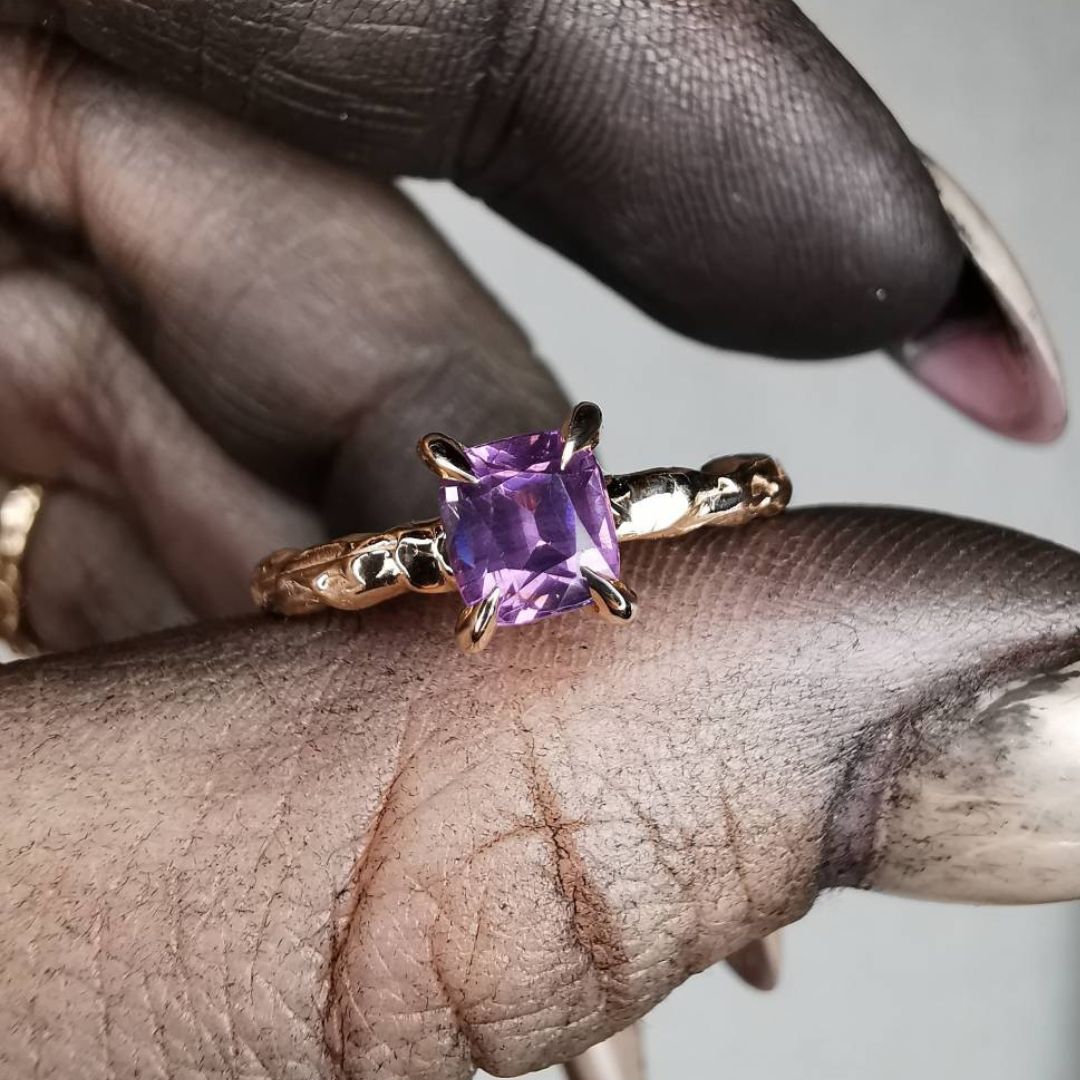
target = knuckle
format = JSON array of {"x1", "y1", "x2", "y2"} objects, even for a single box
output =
[{"x1": 450, "y1": 0, "x2": 548, "y2": 188}]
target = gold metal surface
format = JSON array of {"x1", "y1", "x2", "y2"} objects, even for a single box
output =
[
  {"x1": 610, "y1": 454, "x2": 790, "y2": 541},
  {"x1": 455, "y1": 588, "x2": 501, "y2": 653},
  {"x1": 253, "y1": 453, "x2": 790, "y2": 623},
  {"x1": 417, "y1": 433, "x2": 479, "y2": 484},
  {"x1": 560, "y1": 400, "x2": 603, "y2": 468},
  {"x1": 255, "y1": 402, "x2": 790, "y2": 646},
  {"x1": 0, "y1": 483, "x2": 44, "y2": 654},
  {"x1": 583, "y1": 568, "x2": 638, "y2": 624},
  {"x1": 252, "y1": 521, "x2": 455, "y2": 617}
]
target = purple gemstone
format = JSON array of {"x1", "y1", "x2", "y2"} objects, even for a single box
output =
[{"x1": 438, "y1": 430, "x2": 621, "y2": 626}]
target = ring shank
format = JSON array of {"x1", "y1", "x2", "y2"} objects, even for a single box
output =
[{"x1": 252, "y1": 455, "x2": 790, "y2": 617}]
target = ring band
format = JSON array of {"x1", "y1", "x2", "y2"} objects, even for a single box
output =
[
  {"x1": 253, "y1": 403, "x2": 791, "y2": 652},
  {"x1": 0, "y1": 483, "x2": 44, "y2": 655}
]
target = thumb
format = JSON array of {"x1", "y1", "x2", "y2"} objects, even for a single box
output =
[{"x1": 1, "y1": 508, "x2": 1078, "y2": 1079}]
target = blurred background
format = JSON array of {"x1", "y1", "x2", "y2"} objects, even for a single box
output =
[{"x1": 400, "y1": 0, "x2": 1080, "y2": 1075}]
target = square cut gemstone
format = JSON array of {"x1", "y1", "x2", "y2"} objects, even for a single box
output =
[{"x1": 438, "y1": 430, "x2": 621, "y2": 626}]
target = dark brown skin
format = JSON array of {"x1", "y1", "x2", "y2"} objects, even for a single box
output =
[
  {"x1": 4, "y1": 510, "x2": 1080, "y2": 1079},
  {"x1": 0, "y1": 13, "x2": 1074, "y2": 1080},
  {"x1": 0, "y1": 0, "x2": 962, "y2": 356},
  {"x1": 0, "y1": 25, "x2": 960, "y2": 645}
]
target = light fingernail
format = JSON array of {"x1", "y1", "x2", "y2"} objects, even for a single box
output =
[
  {"x1": 563, "y1": 1024, "x2": 646, "y2": 1080},
  {"x1": 868, "y1": 661, "x2": 1080, "y2": 903},
  {"x1": 891, "y1": 157, "x2": 1065, "y2": 443},
  {"x1": 725, "y1": 933, "x2": 782, "y2": 991}
]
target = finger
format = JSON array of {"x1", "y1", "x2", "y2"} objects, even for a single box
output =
[
  {"x1": 0, "y1": 2, "x2": 964, "y2": 360},
  {"x1": 0, "y1": 262, "x2": 322, "y2": 618},
  {"x1": 22, "y1": 488, "x2": 194, "y2": 650},
  {"x1": 3, "y1": 508, "x2": 1079, "y2": 1079},
  {"x1": 866, "y1": 659, "x2": 1080, "y2": 903},
  {"x1": 0, "y1": 35, "x2": 567, "y2": 530},
  {"x1": 1, "y1": 39, "x2": 1059, "y2": 452}
]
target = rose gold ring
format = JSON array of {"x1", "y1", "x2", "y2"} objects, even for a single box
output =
[
  {"x1": 253, "y1": 403, "x2": 791, "y2": 653},
  {"x1": 0, "y1": 482, "x2": 44, "y2": 656}
]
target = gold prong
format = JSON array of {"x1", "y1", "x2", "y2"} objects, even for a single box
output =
[
  {"x1": 417, "y1": 433, "x2": 479, "y2": 484},
  {"x1": 582, "y1": 567, "x2": 637, "y2": 624},
  {"x1": 455, "y1": 588, "x2": 501, "y2": 653},
  {"x1": 560, "y1": 401, "x2": 603, "y2": 468}
]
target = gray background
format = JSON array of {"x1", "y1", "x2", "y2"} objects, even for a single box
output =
[{"x1": 406, "y1": 0, "x2": 1080, "y2": 1075}]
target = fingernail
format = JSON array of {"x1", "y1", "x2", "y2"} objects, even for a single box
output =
[
  {"x1": 868, "y1": 660, "x2": 1080, "y2": 904},
  {"x1": 725, "y1": 933, "x2": 782, "y2": 991},
  {"x1": 563, "y1": 1025, "x2": 647, "y2": 1080},
  {"x1": 890, "y1": 157, "x2": 1066, "y2": 443}
]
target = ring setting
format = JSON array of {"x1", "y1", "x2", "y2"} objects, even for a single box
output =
[{"x1": 253, "y1": 403, "x2": 791, "y2": 653}]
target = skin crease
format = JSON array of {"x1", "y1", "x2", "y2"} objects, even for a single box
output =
[
  {"x1": 3, "y1": 509, "x2": 1080, "y2": 1080},
  {"x1": 0, "y1": 0, "x2": 964, "y2": 356}
]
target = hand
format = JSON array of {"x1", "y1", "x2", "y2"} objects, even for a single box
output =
[
  {"x1": 3, "y1": 513, "x2": 1080, "y2": 1080},
  {"x1": 0, "y1": 12, "x2": 1065, "y2": 648},
  {"x1": 0, "y1": 8, "x2": 1076, "y2": 1080},
  {"x1": 0, "y1": 0, "x2": 1065, "y2": 452}
]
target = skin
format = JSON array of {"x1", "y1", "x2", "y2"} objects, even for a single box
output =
[
  {"x1": 0, "y1": 0, "x2": 962, "y2": 357},
  {"x1": 4, "y1": 510, "x2": 1080, "y2": 1080},
  {"x1": 0, "y1": 8, "x2": 1075, "y2": 1080},
  {"x1": 0, "y1": 25, "x2": 961, "y2": 645}
]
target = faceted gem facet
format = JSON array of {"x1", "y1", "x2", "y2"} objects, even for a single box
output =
[{"x1": 438, "y1": 430, "x2": 621, "y2": 626}]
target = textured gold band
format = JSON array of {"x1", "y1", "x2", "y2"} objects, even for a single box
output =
[
  {"x1": 0, "y1": 483, "x2": 44, "y2": 655},
  {"x1": 252, "y1": 454, "x2": 790, "y2": 618}
]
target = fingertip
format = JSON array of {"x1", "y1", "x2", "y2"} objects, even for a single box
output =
[
  {"x1": 487, "y1": 0, "x2": 970, "y2": 360},
  {"x1": 701, "y1": 51, "x2": 968, "y2": 358}
]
